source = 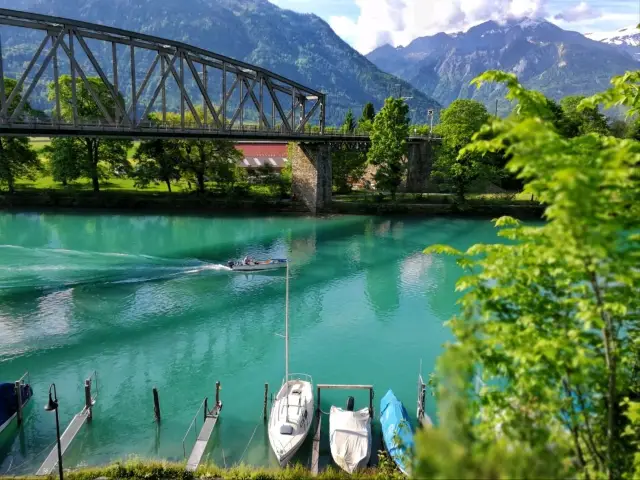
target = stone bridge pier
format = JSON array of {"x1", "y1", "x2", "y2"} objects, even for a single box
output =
[
  {"x1": 406, "y1": 140, "x2": 436, "y2": 193},
  {"x1": 291, "y1": 143, "x2": 332, "y2": 214}
]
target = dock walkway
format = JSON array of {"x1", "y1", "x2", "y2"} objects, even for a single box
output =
[{"x1": 36, "y1": 409, "x2": 90, "y2": 476}]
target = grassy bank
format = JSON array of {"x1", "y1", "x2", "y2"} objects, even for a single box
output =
[
  {"x1": 3, "y1": 458, "x2": 402, "y2": 480},
  {"x1": 0, "y1": 189, "x2": 544, "y2": 218}
]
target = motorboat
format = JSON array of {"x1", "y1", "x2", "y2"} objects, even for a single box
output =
[
  {"x1": 227, "y1": 258, "x2": 288, "y2": 272},
  {"x1": 268, "y1": 263, "x2": 314, "y2": 466},
  {"x1": 329, "y1": 396, "x2": 372, "y2": 473},
  {"x1": 380, "y1": 389, "x2": 414, "y2": 476},
  {"x1": 0, "y1": 379, "x2": 33, "y2": 435}
]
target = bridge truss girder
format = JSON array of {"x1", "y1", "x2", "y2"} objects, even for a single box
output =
[{"x1": 0, "y1": 8, "x2": 326, "y2": 136}]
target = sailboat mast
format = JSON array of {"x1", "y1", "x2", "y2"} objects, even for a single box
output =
[{"x1": 285, "y1": 261, "x2": 289, "y2": 382}]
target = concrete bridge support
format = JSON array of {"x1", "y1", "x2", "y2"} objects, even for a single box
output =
[
  {"x1": 406, "y1": 141, "x2": 435, "y2": 193},
  {"x1": 291, "y1": 143, "x2": 332, "y2": 214}
]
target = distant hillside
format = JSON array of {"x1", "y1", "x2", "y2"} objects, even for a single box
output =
[
  {"x1": 367, "y1": 18, "x2": 638, "y2": 114},
  {"x1": 0, "y1": 0, "x2": 440, "y2": 125}
]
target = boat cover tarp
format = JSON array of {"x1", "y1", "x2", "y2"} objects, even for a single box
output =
[
  {"x1": 329, "y1": 406, "x2": 371, "y2": 473},
  {"x1": 380, "y1": 389, "x2": 414, "y2": 475},
  {"x1": 0, "y1": 382, "x2": 32, "y2": 428}
]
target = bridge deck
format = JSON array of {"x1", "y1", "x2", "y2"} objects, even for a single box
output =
[
  {"x1": 36, "y1": 409, "x2": 90, "y2": 476},
  {"x1": 185, "y1": 406, "x2": 221, "y2": 472}
]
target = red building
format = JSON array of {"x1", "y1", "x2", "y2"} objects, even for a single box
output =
[{"x1": 234, "y1": 143, "x2": 288, "y2": 174}]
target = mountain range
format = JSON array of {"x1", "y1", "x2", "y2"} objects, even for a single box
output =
[
  {"x1": 0, "y1": 0, "x2": 440, "y2": 125},
  {"x1": 366, "y1": 18, "x2": 639, "y2": 114},
  {"x1": 586, "y1": 26, "x2": 640, "y2": 61},
  {"x1": 0, "y1": 1, "x2": 637, "y2": 125}
]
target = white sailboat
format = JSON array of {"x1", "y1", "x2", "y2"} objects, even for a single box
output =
[{"x1": 268, "y1": 263, "x2": 314, "y2": 467}]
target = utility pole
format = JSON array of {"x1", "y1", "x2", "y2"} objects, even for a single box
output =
[
  {"x1": 428, "y1": 109, "x2": 434, "y2": 137},
  {"x1": 495, "y1": 99, "x2": 498, "y2": 118}
]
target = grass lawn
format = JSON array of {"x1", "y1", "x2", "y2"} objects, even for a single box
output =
[
  {"x1": 15, "y1": 175, "x2": 187, "y2": 192},
  {"x1": 334, "y1": 191, "x2": 535, "y2": 205}
]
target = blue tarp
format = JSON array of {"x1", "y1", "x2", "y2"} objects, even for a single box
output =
[
  {"x1": 0, "y1": 382, "x2": 33, "y2": 428},
  {"x1": 380, "y1": 389, "x2": 414, "y2": 475}
]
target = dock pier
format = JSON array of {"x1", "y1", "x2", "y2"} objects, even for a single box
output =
[
  {"x1": 311, "y1": 384, "x2": 374, "y2": 476},
  {"x1": 36, "y1": 371, "x2": 98, "y2": 476},
  {"x1": 417, "y1": 367, "x2": 433, "y2": 428},
  {"x1": 184, "y1": 381, "x2": 223, "y2": 472}
]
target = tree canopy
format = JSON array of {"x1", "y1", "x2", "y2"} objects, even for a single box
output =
[
  {"x1": 367, "y1": 97, "x2": 410, "y2": 199},
  {"x1": 422, "y1": 69, "x2": 640, "y2": 480},
  {"x1": 431, "y1": 99, "x2": 494, "y2": 200},
  {"x1": 47, "y1": 75, "x2": 130, "y2": 191},
  {"x1": 0, "y1": 78, "x2": 40, "y2": 192}
]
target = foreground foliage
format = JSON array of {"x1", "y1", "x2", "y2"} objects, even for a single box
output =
[{"x1": 423, "y1": 70, "x2": 639, "y2": 479}]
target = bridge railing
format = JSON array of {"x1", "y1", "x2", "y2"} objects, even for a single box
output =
[{"x1": 0, "y1": 115, "x2": 436, "y2": 140}]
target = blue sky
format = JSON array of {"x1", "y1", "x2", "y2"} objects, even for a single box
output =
[{"x1": 270, "y1": 0, "x2": 639, "y2": 53}]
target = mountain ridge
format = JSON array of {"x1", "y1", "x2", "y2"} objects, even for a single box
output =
[{"x1": 367, "y1": 18, "x2": 638, "y2": 112}]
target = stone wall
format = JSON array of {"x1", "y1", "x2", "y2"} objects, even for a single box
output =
[
  {"x1": 291, "y1": 143, "x2": 332, "y2": 214},
  {"x1": 406, "y1": 141, "x2": 435, "y2": 193}
]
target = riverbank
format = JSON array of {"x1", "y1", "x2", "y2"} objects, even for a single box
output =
[
  {"x1": 2, "y1": 459, "x2": 398, "y2": 480},
  {"x1": 0, "y1": 190, "x2": 544, "y2": 218}
]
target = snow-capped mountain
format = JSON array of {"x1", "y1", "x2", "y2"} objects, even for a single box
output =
[
  {"x1": 367, "y1": 18, "x2": 638, "y2": 110},
  {"x1": 586, "y1": 26, "x2": 640, "y2": 60}
]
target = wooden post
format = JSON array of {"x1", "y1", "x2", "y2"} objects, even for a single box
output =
[
  {"x1": 85, "y1": 379, "x2": 92, "y2": 421},
  {"x1": 204, "y1": 397, "x2": 209, "y2": 420},
  {"x1": 153, "y1": 387, "x2": 161, "y2": 422},
  {"x1": 15, "y1": 381, "x2": 23, "y2": 426},
  {"x1": 316, "y1": 386, "x2": 321, "y2": 417},
  {"x1": 215, "y1": 381, "x2": 220, "y2": 407},
  {"x1": 369, "y1": 387, "x2": 374, "y2": 419},
  {"x1": 263, "y1": 383, "x2": 268, "y2": 422}
]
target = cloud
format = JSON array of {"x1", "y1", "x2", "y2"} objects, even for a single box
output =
[
  {"x1": 553, "y1": 1, "x2": 602, "y2": 22},
  {"x1": 328, "y1": 0, "x2": 549, "y2": 54}
]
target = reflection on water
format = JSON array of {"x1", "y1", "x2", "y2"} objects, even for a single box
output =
[{"x1": 0, "y1": 213, "x2": 500, "y2": 474}]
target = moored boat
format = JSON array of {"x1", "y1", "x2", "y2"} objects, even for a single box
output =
[
  {"x1": 329, "y1": 397, "x2": 372, "y2": 473},
  {"x1": 380, "y1": 389, "x2": 414, "y2": 476},
  {"x1": 227, "y1": 258, "x2": 288, "y2": 272},
  {"x1": 0, "y1": 380, "x2": 33, "y2": 435},
  {"x1": 268, "y1": 262, "x2": 314, "y2": 466}
]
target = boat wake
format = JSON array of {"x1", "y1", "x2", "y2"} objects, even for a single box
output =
[{"x1": 0, "y1": 245, "x2": 231, "y2": 292}]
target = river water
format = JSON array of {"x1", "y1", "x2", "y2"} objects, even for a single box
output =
[{"x1": 0, "y1": 212, "x2": 499, "y2": 474}]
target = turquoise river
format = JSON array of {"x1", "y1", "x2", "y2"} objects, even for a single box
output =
[{"x1": 0, "y1": 212, "x2": 501, "y2": 475}]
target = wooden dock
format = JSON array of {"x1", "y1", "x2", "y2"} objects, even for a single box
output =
[
  {"x1": 184, "y1": 382, "x2": 222, "y2": 472},
  {"x1": 37, "y1": 372, "x2": 97, "y2": 476},
  {"x1": 310, "y1": 412, "x2": 322, "y2": 476}
]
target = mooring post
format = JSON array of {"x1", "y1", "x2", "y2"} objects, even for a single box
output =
[
  {"x1": 153, "y1": 387, "x2": 161, "y2": 422},
  {"x1": 316, "y1": 386, "x2": 321, "y2": 416},
  {"x1": 263, "y1": 383, "x2": 268, "y2": 422},
  {"x1": 15, "y1": 381, "x2": 23, "y2": 426},
  {"x1": 369, "y1": 388, "x2": 374, "y2": 419},
  {"x1": 204, "y1": 397, "x2": 209, "y2": 420},
  {"x1": 215, "y1": 381, "x2": 221, "y2": 407},
  {"x1": 85, "y1": 379, "x2": 92, "y2": 421}
]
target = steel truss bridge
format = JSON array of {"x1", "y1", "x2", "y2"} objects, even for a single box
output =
[{"x1": 0, "y1": 9, "x2": 343, "y2": 141}]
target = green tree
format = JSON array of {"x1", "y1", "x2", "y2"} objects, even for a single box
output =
[
  {"x1": 132, "y1": 139, "x2": 181, "y2": 192},
  {"x1": 368, "y1": 97, "x2": 410, "y2": 199},
  {"x1": 0, "y1": 78, "x2": 40, "y2": 192},
  {"x1": 332, "y1": 147, "x2": 367, "y2": 193},
  {"x1": 341, "y1": 108, "x2": 356, "y2": 133},
  {"x1": 609, "y1": 118, "x2": 629, "y2": 139},
  {"x1": 430, "y1": 99, "x2": 493, "y2": 201},
  {"x1": 424, "y1": 70, "x2": 640, "y2": 480},
  {"x1": 359, "y1": 102, "x2": 375, "y2": 124},
  {"x1": 180, "y1": 139, "x2": 242, "y2": 193},
  {"x1": 44, "y1": 138, "x2": 84, "y2": 186},
  {"x1": 47, "y1": 75, "x2": 131, "y2": 192},
  {"x1": 561, "y1": 95, "x2": 610, "y2": 137}
]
